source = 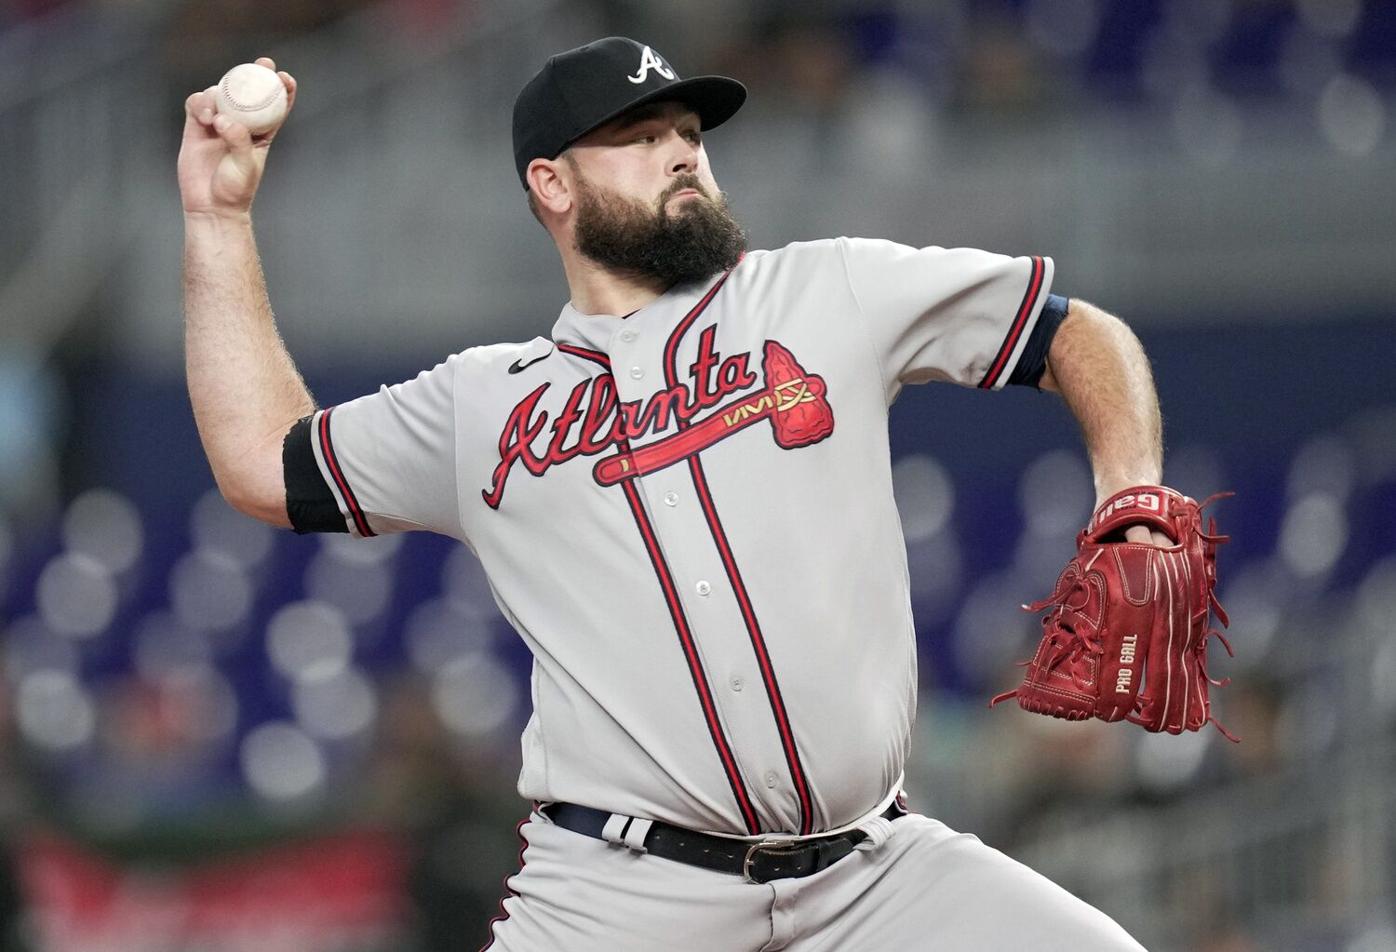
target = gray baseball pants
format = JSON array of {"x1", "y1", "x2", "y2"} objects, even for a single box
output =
[{"x1": 483, "y1": 808, "x2": 1146, "y2": 951}]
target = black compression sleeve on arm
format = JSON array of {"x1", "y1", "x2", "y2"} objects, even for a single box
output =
[
  {"x1": 283, "y1": 415, "x2": 349, "y2": 534},
  {"x1": 1007, "y1": 293, "x2": 1069, "y2": 389}
]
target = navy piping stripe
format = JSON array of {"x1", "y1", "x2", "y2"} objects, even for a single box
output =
[
  {"x1": 620, "y1": 477, "x2": 761, "y2": 835},
  {"x1": 560, "y1": 338, "x2": 762, "y2": 835},
  {"x1": 662, "y1": 267, "x2": 816, "y2": 836},
  {"x1": 478, "y1": 808, "x2": 532, "y2": 951},
  {"x1": 978, "y1": 255, "x2": 1045, "y2": 390},
  {"x1": 685, "y1": 456, "x2": 815, "y2": 835},
  {"x1": 317, "y1": 408, "x2": 375, "y2": 537},
  {"x1": 555, "y1": 342, "x2": 610, "y2": 364}
]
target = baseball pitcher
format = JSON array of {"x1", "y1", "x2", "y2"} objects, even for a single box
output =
[{"x1": 179, "y1": 37, "x2": 1231, "y2": 951}]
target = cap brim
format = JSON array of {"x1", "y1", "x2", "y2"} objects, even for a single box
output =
[{"x1": 562, "y1": 75, "x2": 747, "y2": 153}]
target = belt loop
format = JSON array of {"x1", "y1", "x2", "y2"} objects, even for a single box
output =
[
  {"x1": 622, "y1": 817, "x2": 653, "y2": 852},
  {"x1": 601, "y1": 814, "x2": 630, "y2": 846},
  {"x1": 853, "y1": 816, "x2": 895, "y2": 852},
  {"x1": 601, "y1": 814, "x2": 652, "y2": 853}
]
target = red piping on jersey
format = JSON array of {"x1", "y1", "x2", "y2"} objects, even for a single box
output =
[
  {"x1": 662, "y1": 267, "x2": 818, "y2": 837},
  {"x1": 478, "y1": 809, "x2": 532, "y2": 951},
  {"x1": 978, "y1": 255, "x2": 1045, "y2": 390},
  {"x1": 620, "y1": 477, "x2": 760, "y2": 834},
  {"x1": 559, "y1": 339, "x2": 763, "y2": 836},
  {"x1": 317, "y1": 407, "x2": 376, "y2": 538}
]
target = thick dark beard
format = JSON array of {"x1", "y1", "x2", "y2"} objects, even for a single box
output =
[{"x1": 572, "y1": 171, "x2": 747, "y2": 289}]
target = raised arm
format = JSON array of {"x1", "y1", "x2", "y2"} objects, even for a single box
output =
[
  {"x1": 1037, "y1": 298, "x2": 1167, "y2": 545},
  {"x1": 178, "y1": 57, "x2": 309, "y2": 528}
]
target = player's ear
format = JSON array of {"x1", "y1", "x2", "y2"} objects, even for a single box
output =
[{"x1": 526, "y1": 158, "x2": 572, "y2": 217}]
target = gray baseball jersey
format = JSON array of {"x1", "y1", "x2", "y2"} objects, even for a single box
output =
[{"x1": 292, "y1": 237, "x2": 1053, "y2": 837}]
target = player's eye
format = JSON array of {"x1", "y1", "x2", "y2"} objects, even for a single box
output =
[{"x1": 682, "y1": 129, "x2": 702, "y2": 144}]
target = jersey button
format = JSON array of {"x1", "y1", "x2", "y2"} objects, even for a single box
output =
[
  {"x1": 765, "y1": 772, "x2": 779, "y2": 789},
  {"x1": 663, "y1": 491, "x2": 678, "y2": 507},
  {"x1": 695, "y1": 580, "x2": 711, "y2": 596},
  {"x1": 619, "y1": 330, "x2": 637, "y2": 343},
  {"x1": 629, "y1": 366, "x2": 644, "y2": 380},
  {"x1": 730, "y1": 676, "x2": 744, "y2": 692}
]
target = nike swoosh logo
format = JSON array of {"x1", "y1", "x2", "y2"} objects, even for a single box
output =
[{"x1": 508, "y1": 354, "x2": 551, "y2": 374}]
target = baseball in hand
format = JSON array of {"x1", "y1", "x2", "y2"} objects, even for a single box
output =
[{"x1": 215, "y1": 63, "x2": 288, "y2": 135}]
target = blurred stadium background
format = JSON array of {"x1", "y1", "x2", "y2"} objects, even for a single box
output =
[{"x1": 2, "y1": 0, "x2": 1395, "y2": 949}]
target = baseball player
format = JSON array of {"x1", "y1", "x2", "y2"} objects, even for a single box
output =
[{"x1": 177, "y1": 37, "x2": 1189, "y2": 951}]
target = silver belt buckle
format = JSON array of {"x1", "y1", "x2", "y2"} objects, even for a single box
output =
[{"x1": 742, "y1": 836, "x2": 804, "y2": 884}]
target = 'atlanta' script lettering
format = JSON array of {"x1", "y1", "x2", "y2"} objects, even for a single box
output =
[{"x1": 482, "y1": 326, "x2": 757, "y2": 509}]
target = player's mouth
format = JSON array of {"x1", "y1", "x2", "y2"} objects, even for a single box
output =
[{"x1": 667, "y1": 188, "x2": 702, "y2": 203}]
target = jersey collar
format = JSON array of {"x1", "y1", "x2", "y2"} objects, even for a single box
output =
[{"x1": 549, "y1": 274, "x2": 722, "y2": 354}]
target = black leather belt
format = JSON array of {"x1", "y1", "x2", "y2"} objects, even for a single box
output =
[{"x1": 542, "y1": 801, "x2": 905, "y2": 884}]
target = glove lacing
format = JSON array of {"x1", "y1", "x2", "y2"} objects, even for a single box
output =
[
  {"x1": 989, "y1": 558, "x2": 1104, "y2": 709},
  {"x1": 1192, "y1": 494, "x2": 1240, "y2": 741}
]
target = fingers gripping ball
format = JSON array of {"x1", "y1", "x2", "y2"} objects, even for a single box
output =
[
  {"x1": 215, "y1": 63, "x2": 288, "y2": 135},
  {"x1": 991, "y1": 486, "x2": 1237, "y2": 740}
]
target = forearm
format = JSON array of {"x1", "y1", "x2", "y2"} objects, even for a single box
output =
[
  {"x1": 1040, "y1": 299, "x2": 1162, "y2": 505},
  {"x1": 183, "y1": 212, "x2": 313, "y2": 524}
]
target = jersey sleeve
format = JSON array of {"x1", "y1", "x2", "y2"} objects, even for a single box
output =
[
  {"x1": 835, "y1": 237, "x2": 1054, "y2": 400},
  {"x1": 285, "y1": 356, "x2": 463, "y2": 539}
]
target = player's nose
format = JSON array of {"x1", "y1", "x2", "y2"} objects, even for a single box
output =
[{"x1": 666, "y1": 133, "x2": 699, "y2": 175}]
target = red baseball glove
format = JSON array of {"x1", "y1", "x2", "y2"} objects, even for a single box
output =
[{"x1": 991, "y1": 485, "x2": 1236, "y2": 739}]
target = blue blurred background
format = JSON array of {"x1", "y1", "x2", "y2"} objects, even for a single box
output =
[{"x1": 2, "y1": 1, "x2": 1395, "y2": 950}]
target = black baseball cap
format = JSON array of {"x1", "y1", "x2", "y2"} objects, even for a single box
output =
[{"x1": 512, "y1": 37, "x2": 747, "y2": 188}]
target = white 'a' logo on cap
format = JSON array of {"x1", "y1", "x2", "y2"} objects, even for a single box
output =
[{"x1": 627, "y1": 46, "x2": 676, "y2": 84}]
